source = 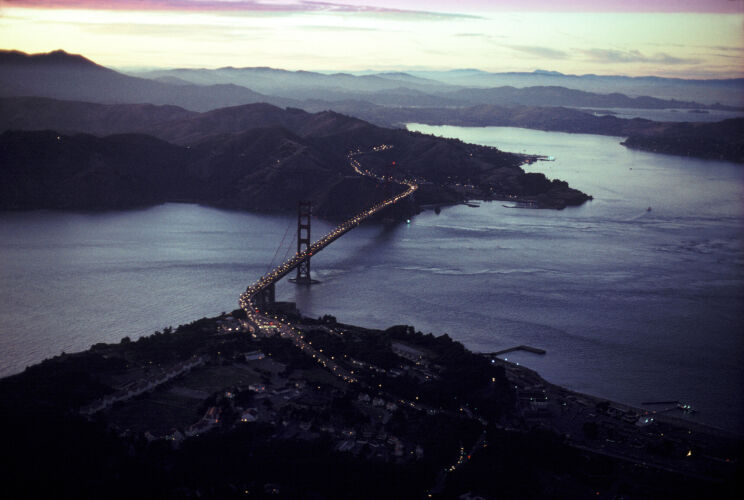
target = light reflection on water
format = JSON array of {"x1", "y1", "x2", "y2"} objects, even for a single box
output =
[{"x1": 0, "y1": 125, "x2": 742, "y2": 432}]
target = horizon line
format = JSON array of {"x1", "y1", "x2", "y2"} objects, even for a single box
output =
[{"x1": 4, "y1": 47, "x2": 743, "y2": 81}]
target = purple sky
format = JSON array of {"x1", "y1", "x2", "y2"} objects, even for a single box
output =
[
  {"x1": 3, "y1": 0, "x2": 743, "y2": 75},
  {"x1": 5, "y1": 0, "x2": 743, "y2": 13}
]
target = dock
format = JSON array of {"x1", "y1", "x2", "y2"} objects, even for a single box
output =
[
  {"x1": 481, "y1": 345, "x2": 546, "y2": 357},
  {"x1": 642, "y1": 401, "x2": 697, "y2": 414}
]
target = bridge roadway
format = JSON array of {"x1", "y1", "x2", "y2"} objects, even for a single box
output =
[{"x1": 238, "y1": 147, "x2": 418, "y2": 383}]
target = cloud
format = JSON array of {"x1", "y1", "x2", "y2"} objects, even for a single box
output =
[
  {"x1": 708, "y1": 52, "x2": 744, "y2": 60},
  {"x1": 5, "y1": 1, "x2": 288, "y2": 11},
  {"x1": 77, "y1": 21, "x2": 270, "y2": 39},
  {"x1": 707, "y1": 45, "x2": 744, "y2": 52},
  {"x1": 6, "y1": 0, "x2": 744, "y2": 15},
  {"x1": 579, "y1": 48, "x2": 700, "y2": 65},
  {"x1": 508, "y1": 45, "x2": 569, "y2": 59},
  {"x1": 3, "y1": 0, "x2": 481, "y2": 17},
  {"x1": 451, "y1": 33, "x2": 507, "y2": 42},
  {"x1": 299, "y1": 24, "x2": 382, "y2": 32}
]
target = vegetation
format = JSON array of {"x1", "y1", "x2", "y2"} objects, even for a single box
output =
[{"x1": 0, "y1": 313, "x2": 739, "y2": 499}]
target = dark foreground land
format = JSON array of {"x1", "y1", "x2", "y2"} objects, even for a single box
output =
[{"x1": 0, "y1": 308, "x2": 740, "y2": 499}]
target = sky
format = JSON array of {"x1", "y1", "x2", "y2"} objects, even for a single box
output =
[{"x1": 1, "y1": 0, "x2": 743, "y2": 77}]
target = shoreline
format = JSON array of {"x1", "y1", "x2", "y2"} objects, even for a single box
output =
[
  {"x1": 497, "y1": 356, "x2": 742, "y2": 441},
  {"x1": 407, "y1": 120, "x2": 744, "y2": 165},
  {"x1": 2, "y1": 311, "x2": 739, "y2": 441},
  {"x1": 4, "y1": 310, "x2": 739, "y2": 442},
  {"x1": 2, "y1": 309, "x2": 740, "y2": 497}
]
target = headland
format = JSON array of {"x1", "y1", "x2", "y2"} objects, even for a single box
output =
[{"x1": 1, "y1": 305, "x2": 740, "y2": 499}]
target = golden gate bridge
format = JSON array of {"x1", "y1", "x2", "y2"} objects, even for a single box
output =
[{"x1": 239, "y1": 146, "x2": 418, "y2": 326}]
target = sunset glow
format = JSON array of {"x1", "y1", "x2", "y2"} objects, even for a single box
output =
[{"x1": 1, "y1": 0, "x2": 743, "y2": 76}]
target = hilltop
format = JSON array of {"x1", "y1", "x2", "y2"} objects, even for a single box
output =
[
  {"x1": 0, "y1": 49, "x2": 292, "y2": 112},
  {"x1": 1, "y1": 310, "x2": 739, "y2": 499},
  {"x1": 2, "y1": 49, "x2": 741, "y2": 164},
  {"x1": 0, "y1": 99, "x2": 591, "y2": 214},
  {"x1": 621, "y1": 119, "x2": 744, "y2": 163}
]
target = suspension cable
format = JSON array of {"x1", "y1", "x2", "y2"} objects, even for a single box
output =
[{"x1": 266, "y1": 219, "x2": 293, "y2": 274}]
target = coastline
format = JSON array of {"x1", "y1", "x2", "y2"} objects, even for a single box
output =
[
  {"x1": 1, "y1": 309, "x2": 740, "y2": 498},
  {"x1": 498, "y1": 356, "x2": 741, "y2": 440},
  {"x1": 6, "y1": 310, "x2": 741, "y2": 455}
]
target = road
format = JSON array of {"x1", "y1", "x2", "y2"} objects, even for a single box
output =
[{"x1": 239, "y1": 145, "x2": 418, "y2": 384}]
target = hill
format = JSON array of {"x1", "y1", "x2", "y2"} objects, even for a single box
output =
[
  {"x1": 134, "y1": 63, "x2": 737, "y2": 111},
  {"x1": 0, "y1": 126, "x2": 373, "y2": 215},
  {"x1": 0, "y1": 49, "x2": 292, "y2": 112},
  {"x1": 621, "y1": 119, "x2": 744, "y2": 163},
  {"x1": 0, "y1": 312, "x2": 739, "y2": 499},
  {"x1": 0, "y1": 96, "x2": 197, "y2": 136},
  {"x1": 142, "y1": 103, "x2": 373, "y2": 145},
  {"x1": 435, "y1": 85, "x2": 737, "y2": 110},
  {"x1": 0, "y1": 130, "x2": 193, "y2": 210},
  {"x1": 0, "y1": 100, "x2": 591, "y2": 213},
  {"x1": 134, "y1": 65, "x2": 451, "y2": 97},
  {"x1": 405, "y1": 69, "x2": 744, "y2": 107},
  {"x1": 338, "y1": 104, "x2": 744, "y2": 164},
  {"x1": 2, "y1": 50, "x2": 740, "y2": 165}
]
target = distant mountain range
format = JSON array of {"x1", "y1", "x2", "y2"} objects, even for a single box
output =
[
  {"x1": 7, "y1": 94, "x2": 740, "y2": 165},
  {"x1": 395, "y1": 69, "x2": 744, "y2": 108},
  {"x1": 3, "y1": 50, "x2": 741, "y2": 115},
  {"x1": 0, "y1": 50, "x2": 294, "y2": 112},
  {"x1": 131, "y1": 62, "x2": 741, "y2": 110},
  {"x1": 0, "y1": 48, "x2": 741, "y2": 217}
]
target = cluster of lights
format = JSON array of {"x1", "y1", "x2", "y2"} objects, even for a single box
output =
[
  {"x1": 241, "y1": 145, "x2": 417, "y2": 303},
  {"x1": 445, "y1": 446, "x2": 467, "y2": 473},
  {"x1": 245, "y1": 307, "x2": 358, "y2": 384},
  {"x1": 238, "y1": 145, "x2": 420, "y2": 384}
]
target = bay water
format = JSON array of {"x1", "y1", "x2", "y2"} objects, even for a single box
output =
[{"x1": 1, "y1": 125, "x2": 742, "y2": 432}]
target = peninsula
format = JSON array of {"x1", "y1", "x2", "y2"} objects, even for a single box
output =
[
  {"x1": 1, "y1": 308, "x2": 740, "y2": 499},
  {"x1": 0, "y1": 99, "x2": 591, "y2": 213}
]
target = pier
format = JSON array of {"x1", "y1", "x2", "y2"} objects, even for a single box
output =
[{"x1": 481, "y1": 345, "x2": 546, "y2": 357}]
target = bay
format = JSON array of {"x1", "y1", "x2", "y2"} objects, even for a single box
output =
[{"x1": 0, "y1": 125, "x2": 742, "y2": 433}]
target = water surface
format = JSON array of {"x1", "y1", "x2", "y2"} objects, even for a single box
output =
[
  {"x1": 578, "y1": 107, "x2": 744, "y2": 123},
  {"x1": 1, "y1": 126, "x2": 742, "y2": 432}
]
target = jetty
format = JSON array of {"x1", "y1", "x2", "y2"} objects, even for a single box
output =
[
  {"x1": 642, "y1": 400, "x2": 697, "y2": 414},
  {"x1": 481, "y1": 345, "x2": 546, "y2": 357}
]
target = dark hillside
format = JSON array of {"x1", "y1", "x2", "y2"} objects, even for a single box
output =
[
  {"x1": 0, "y1": 96, "x2": 197, "y2": 136},
  {"x1": 0, "y1": 100, "x2": 591, "y2": 213},
  {"x1": 621, "y1": 118, "x2": 744, "y2": 163},
  {"x1": 0, "y1": 130, "x2": 192, "y2": 210},
  {"x1": 145, "y1": 104, "x2": 372, "y2": 145}
]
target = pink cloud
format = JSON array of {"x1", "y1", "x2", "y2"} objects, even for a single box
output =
[
  {"x1": 0, "y1": 0, "x2": 427, "y2": 14},
  {"x1": 3, "y1": 0, "x2": 743, "y2": 13},
  {"x1": 342, "y1": 0, "x2": 744, "y2": 14},
  {"x1": 2, "y1": 1, "x2": 307, "y2": 11}
]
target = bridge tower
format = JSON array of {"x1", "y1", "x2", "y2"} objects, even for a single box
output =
[{"x1": 290, "y1": 201, "x2": 317, "y2": 285}]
